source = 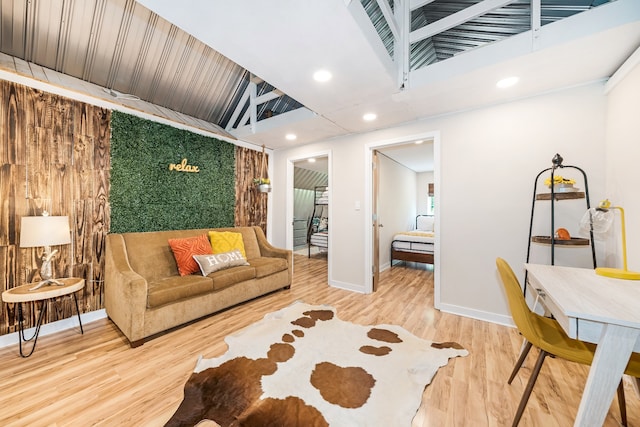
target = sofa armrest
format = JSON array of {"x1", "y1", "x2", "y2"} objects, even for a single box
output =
[
  {"x1": 105, "y1": 234, "x2": 149, "y2": 345},
  {"x1": 252, "y1": 226, "x2": 293, "y2": 284}
]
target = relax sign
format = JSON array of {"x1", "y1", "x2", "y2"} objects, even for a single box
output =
[{"x1": 169, "y1": 158, "x2": 200, "y2": 173}]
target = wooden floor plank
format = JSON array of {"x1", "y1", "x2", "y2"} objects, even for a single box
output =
[{"x1": 0, "y1": 255, "x2": 637, "y2": 426}]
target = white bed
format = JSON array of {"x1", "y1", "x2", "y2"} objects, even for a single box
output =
[{"x1": 391, "y1": 215, "x2": 435, "y2": 266}]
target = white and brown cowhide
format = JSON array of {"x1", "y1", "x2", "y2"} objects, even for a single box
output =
[{"x1": 165, "y1": 302, "x2": 468, "y2": 427}]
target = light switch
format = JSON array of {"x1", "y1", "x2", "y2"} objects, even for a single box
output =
[{"x1": 355, "y1": 201, "x2": 361, "y2": 210}]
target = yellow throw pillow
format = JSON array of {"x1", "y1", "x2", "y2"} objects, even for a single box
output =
[{"x1": 208, "y1": 231, "x2": 247, "y2": 258}]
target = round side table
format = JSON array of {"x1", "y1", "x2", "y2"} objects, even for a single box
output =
[{"x1": 1, "y1": 277, "x2": 84, "y2": 357}]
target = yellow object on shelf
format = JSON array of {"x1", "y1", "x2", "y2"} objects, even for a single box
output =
[{"x1": 544, "y1": 175, "x2": 576, "y2": 187}]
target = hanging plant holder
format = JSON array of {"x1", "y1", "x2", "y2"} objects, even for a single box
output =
[
  {"x1": 258, "y1": 183, "x2": 271, "y2": 193},
  {"x1": 254, "y1": 145, "x2": 271, "y2": 193}
]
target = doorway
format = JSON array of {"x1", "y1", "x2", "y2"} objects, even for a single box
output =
[
  {"x1": 286, "y1": 151, "x2": 332, "y2": 281},
  {"x1": 364, "y1": 131, "x2": 441, "y2": 306}
]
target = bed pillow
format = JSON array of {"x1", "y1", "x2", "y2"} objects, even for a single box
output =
[
  {"x1": 208, "y1": 231, "x2": 247, "y2": 258},
  {"x1": 193, "y1": 250, "x2": 249, "y2": 275},
  {"x1": 416, "y1": 216, "x2": 434, "y2": 232},
  {"x1": 168, "y1": 234, "x2": 214, "y2": 276}
]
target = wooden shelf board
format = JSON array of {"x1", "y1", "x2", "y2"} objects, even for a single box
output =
[
  {"x1": 531, "y1": 236, "x2": 590, "y2": 246},
  {"x1": 536, "y1": 192, "x2": 585, "y2": 201}
]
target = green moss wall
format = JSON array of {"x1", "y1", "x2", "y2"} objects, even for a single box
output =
[{"x1": 110, "y1": 111, "x2": 235, "y2": 233}]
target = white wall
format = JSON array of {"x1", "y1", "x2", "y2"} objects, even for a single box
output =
[
  {"x1": 378, "y1": 153, "x2": 417, "y2": 270},
  {"x1": 435, "y1": 84, "x2": 606, "y2": 322},
  {"x1": 605, "y1": 52, "x2": 640, "y2": 272},
  {"x1": 272, "y1": 82, "x2": 607, "y2": 322}
]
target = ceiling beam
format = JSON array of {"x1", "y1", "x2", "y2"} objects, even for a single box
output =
[
  {"x1": 409, "y1": 0, "x2": 437, "y2": 12},
  {"x1": 225, "y1": 87, "x2": 250, "y2": 131},
  {"x1": 248, "y1": 80, "x2": 257, "y2": 132},
  {"x1": 409, "y1": 0, "x2": 516, "y2": 44},
  {"x1": 531, "y1": 0, "x2": 541, "y2": 50},
  {"x1": 255, "y1": 89, "x2": 283, "y2": 105},
  {"x1": 395, "y1": 0, "x2": 410, "y2": 89}
]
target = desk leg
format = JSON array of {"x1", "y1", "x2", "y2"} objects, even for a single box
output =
[
  {"x1": 17, "y1": 300, "x2": 48, "y2": 358},
  {"x1": 574, "y1": 324, "x2": 640, "y2": 427}
]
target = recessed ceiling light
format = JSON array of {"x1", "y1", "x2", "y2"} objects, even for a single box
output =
[
  {"x1": 496, "y1": 76, "x2": 519, "y2": 89},
  {"x1": 308, "y1": 158, "x2": 316, "y2": 163},
  {"x1": 313, "y1": 69, "x2": 332, "y2": 82},
  {"x1": 363, "y1": 113, "x2": 377, "y2": 121},
  {"x1": 415, "y1": 140, "x2": 424, "y2": 144},
  {"x1": 285, "y1": 133, "x2": 297, "y2": 141}
]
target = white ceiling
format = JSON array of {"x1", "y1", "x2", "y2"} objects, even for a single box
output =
[
  {"x1": 293, "y1": 139, "x2": 433, "y2": 175},
  {"x1": 294, "y1": 157, "x2": 329, "y2": 175},
  {"x1": 138, "y1": 0, "x2": 640, "y2": 151},
  {"x1": 379, "y1": 140, "x2": 434, "y2": 173}
]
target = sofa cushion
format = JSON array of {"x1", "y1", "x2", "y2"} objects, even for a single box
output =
[
  {"x1": 208, "y1": 265, "x2": 256, "y2": 291},
  {"x1": 248, "y1": 257, "x2": 289, "y2": 278},
  {"x1": 208, "y1": 231, "x2": 247, "y2": 258},
  {"x1": 214, "y1": 227, "x2": 261, "y2": 260},
  {"x1": 121, "y1": 228, "x2": 257, "y2": 282},
  {"x1": 193, "y1": 250, "x2": 249, "y2": 275},
  {"x1": 147, "y1": 275, "x2": 214, "y2": 308},
  {"x1": 168, "y1": 234, "x2": 213, "y2": 276}
]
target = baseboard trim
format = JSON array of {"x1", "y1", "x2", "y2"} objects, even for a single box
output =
[
  {"x1": 329, "y1": 279, "x2": 366, "y2": 294},
  {"x1": 0, "y1": 309, "x2": 107, "y2": 349},
  {"x1": 438, "y1": 302, "x2": 514, "y2": 328},
  {"x1": 0, "y1": 304, "x2": 514, "y2": 348}
]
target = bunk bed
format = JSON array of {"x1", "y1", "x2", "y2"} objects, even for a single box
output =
[
  {"x1": 308, "y1": 186, "x2": 329, "y2": 257},
  {"x1": 391, "y1": 215, "x2": 434, "y2": 266}
]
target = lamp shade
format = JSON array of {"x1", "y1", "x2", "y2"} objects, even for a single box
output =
[
  {"x1": 20, "y1": 216, "x2": 71, "y2": 248},
  {"x1": 579, "y1": 207, "x2": 614, "y2": 238}
]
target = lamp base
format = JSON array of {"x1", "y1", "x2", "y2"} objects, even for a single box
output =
[
  {"x1": 595, "y1": 267, "x2": 640, "y2": 281},
  {"x1": 29, "y1": 278, "x2": 65, "y2": 291}
]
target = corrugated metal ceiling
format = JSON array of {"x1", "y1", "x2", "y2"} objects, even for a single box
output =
[
  {"x1": 0, "y1": 0, "x2": 302, "y2": 134},
  {"x1": 361, "y1": 0, "x2": 615, "y2": 70},
  {"x1": 0, "y1": 0, "x2": 619, "y2": 140},
  {"x1": 294, "y1": 166, "x2": 329, "y2": 191},
  {"x1": 0, "y1": 0, "x2": 245, "y2": 126}
]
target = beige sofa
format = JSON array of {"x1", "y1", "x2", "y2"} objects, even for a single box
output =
[{"x1": 105, "y1": 226, "x2": 292, "y2": 347}]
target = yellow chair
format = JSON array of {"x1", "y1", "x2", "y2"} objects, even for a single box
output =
[{"x1": 496, "y1": 258, "x2": 640, "y2": 426}]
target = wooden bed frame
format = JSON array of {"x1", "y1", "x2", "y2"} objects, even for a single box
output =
[
  {"x1": 391, "y1": 247, "x2": 434, "y2": 265},
  {"x1": 391, "y1": 215, "x2": 434, "y2": 266}
]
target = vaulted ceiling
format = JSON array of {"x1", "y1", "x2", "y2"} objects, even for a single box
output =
[{"x1": 1, "y1": 0, "x2": 639, "y2": 151}]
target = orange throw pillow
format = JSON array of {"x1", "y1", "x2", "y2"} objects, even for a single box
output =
[{"x1": 168, "y1": 234, "x2": 213, "y2": 276}]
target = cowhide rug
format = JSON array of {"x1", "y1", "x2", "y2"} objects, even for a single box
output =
[{"x1": 165, "y1": 302, "x2": 468, "y2": 427}]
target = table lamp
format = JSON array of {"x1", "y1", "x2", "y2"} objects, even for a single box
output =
[
  {"x1": 579, "y1": 199, "x2": 640, "y2": 280},
  {"x1": 20, "y1": 212, "x2": 71, "y2": 290}
]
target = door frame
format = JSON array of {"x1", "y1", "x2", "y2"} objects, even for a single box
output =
[
  {"x1": 363, "y1": 131, "x2": 441, "y2": 307},
  {"x1": 286, "y1": 150, "x2": 332, "y2": 279},
  {"x1": 372, "y1": 149, "x2": 381, "y2": 291}
]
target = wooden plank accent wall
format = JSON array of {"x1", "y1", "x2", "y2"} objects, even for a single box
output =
[
  {"x1": 234, "y1": 146, "x2": 268, "y2": 234},
  {"x1": 0, "y1": 80, "x2": 110, "y2": 335}
]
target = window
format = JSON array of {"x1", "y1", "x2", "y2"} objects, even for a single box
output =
[{"x1": 427, "y1": 183, "x2": 435, "y2": 215}]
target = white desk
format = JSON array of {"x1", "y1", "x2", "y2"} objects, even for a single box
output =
[{"x1": 525, "y1": 263, "x2": 640, "y2": 427}]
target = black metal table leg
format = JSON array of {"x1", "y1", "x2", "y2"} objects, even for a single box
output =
[
  {"x1": 17, "y1": 300, "x2": 47, "y2": 358},
  {"x1": 73, "y1": 293, "x2": 84, "y2": 334}
]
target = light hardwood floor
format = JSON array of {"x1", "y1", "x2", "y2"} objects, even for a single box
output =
[{"x1": 0, "y1": 254, "x2": 637, "y2": 426}]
